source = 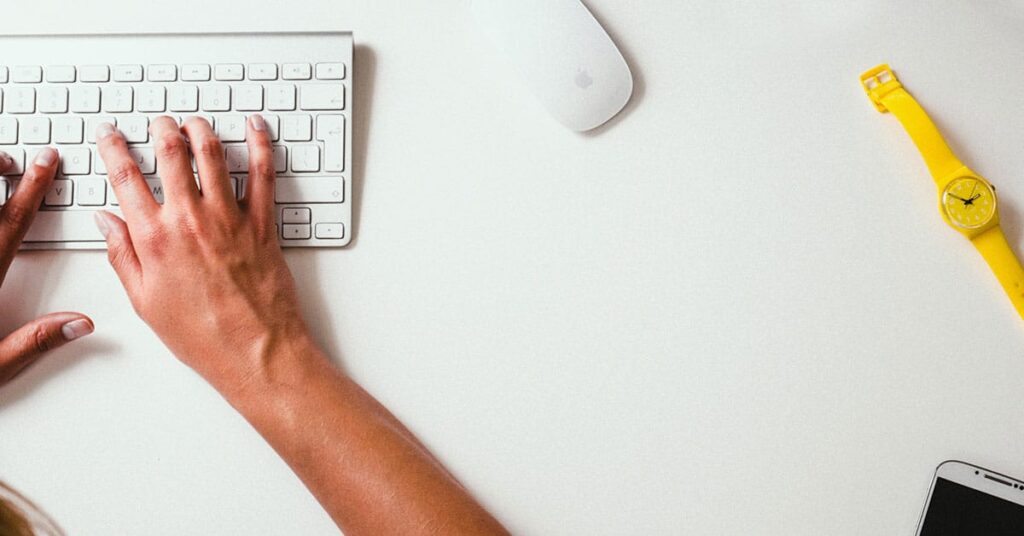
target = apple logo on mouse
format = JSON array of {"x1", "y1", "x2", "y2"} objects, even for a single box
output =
[
  {"x1": 575, "y1": 68, "x2": 594, "y2": 90},
  {"x1": 472, "y1": 0, "x2": 635, "y2": 132}
]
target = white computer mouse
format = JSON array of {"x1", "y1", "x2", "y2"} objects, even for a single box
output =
[{"x1": 471, "y1": 0, "x2": 634, "y2": 132}]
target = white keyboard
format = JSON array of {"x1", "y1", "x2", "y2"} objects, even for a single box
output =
[{"x1": 0, "y1": 32, "x2": 353, "y2": 249}]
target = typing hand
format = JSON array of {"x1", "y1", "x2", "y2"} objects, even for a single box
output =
[
  {"x1": 0, "y1": 148, "x2": 94, "y2": 386},
  {"x1": 94, "y1": 116, "x2": 311, "y2": 393}
]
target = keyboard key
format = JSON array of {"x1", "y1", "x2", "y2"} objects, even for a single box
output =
[
  {"x1": 146, "y1": 178, "x2": 164, "y2": 203},
  {"x1": 315, "y1": 222, "x2": 345, "y2": 239},
  {"x1": 168, "y1": 85, "x2": 199, "y2": 112},
  {"x1": 61, "y1": 147, "x2": 91, "y2": 175},
  {"x1": 6, "y1": 87, "x2": 35, "y2": 114},
  {"x1": 218, "y1": 115, "x2": 247, "y2": 142},
  {"x1": 86, "y1": 116, "x2": 117, "y2": 143},
  {"x1": 94, "y1": 149, "x2": 107, "y2": 174},
  {"x1": 300, "y1": 84, "x2": 345, "y2": 110},
  {"x1": 112, "y1": 64, "x2": 143, "y2": 82},
  {"x1": 102, "y1": 86, "x2": 134, "y2": 112},
  {"x1": 263, "y1": 114, "x2": 281, "y2": 141},
  {"x1": 0, "y1": 118, "x2": 17, "y2": 144},
  {"x1": 316, "y1": 115, "x2": 346, "y2": 172},
  {"x1": 181, "y1": 64, "x2": 211, "y2": 82},
  {"x1": 0, "y1": 67, "x2": 8, "y2": 84},
  {"x1": 44, "y1": 179, "x2": 73, "y2": 207},
  {"x1": 120, "y1": 116, "x2": 149, "y2": 143},
  {"x1": 225, "y1": 145, "x2": 249, "y2": 171},
  {"x1": 46, "y1": 65, "x2": 76, "y2": 83},
  {"x1": 77, "y1": 177, "x2": 107, "y2": 206},
  {"x1": 23, "y1": 211, "x2": 106, "y2": 243},
  {"x1": 273, "y1": 146, "x2": 287, "y2": 172},
  {"x1": 147, "y1": 64, "x2": 177, "y2": 82},
  {"x1": 234, "y1": 84, "x2": 263, "y2": 111},
  {"x1": 70, "y1": 86, "x2": 101, "y2": 113},
  {"x1": 291, "y1": 145, "x2": 320, "y2": 172},
  {"x1": 80, "y1": 65, "x2": 110, "y2": 83},
  {"x1": 267, "y1": 84, "x2": 296, "y2": 111},
  {"x1": 38, "y1": 86, "x2": 69, "y2": 113},
  {"x1": 282, "y1": 224, "x2": 311, "y2": 240},
  {"x1": 281, "y1": 115, "x2": 312, "y2": 141},
  {"x1": 22, "y1": 117, "x2": 51, "y2": 144},
  {"x1": 214, "y1": 64, "x2": 244, "y2": 81},
  {"x1": 0, "y1": 179, "x2": 6, "y2": 204},
  {"x1": 129, "y1": 147, "x2": 157, "y2": 174},
  {"x1": 53, "y1": 117, "x2": 84, "y2": 144},
  {"x1": 315, "y1": 63, "x2": 346, "y2": 80},
  {"x1": 201, "y1": 84, "x2": 231, "y2": 111},
  {"x1": 282, "y1": 207, "x2": 311, "y2": 224},
  {"x1": 275, "y1": 177, "x2": 343, "y2": 203},
  {"x1": 2, "y1": 149, "x2": 24, "y2": 175},
  {"x1": 136, "y1": 86, "x2": 166, "y2": 112},
  {"x1": 283, "y1": 63, "x2": 312, "y2": 80},
  {"x1": 248, "y1": 64, "x2": 278, "y2": 81},
  {"x1": 12, "y1": 66, "x2": 42, "y2": 83}
]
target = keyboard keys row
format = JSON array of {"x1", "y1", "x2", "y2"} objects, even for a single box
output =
[
  {"x1": 2, "y1": 175, "x2": 345, "y2": 206},
  {"x1": 0, "y1": 83, "x2": 344, "y2": 114},
  {"x1": 0, "y1": 63, "x2": 347, "y2": 84},
  {"x1": 0, "y1": 114, "x2": 343, "y2": 149},
  {"x1": 0, "y1": 141, "x2": 335, "y2": 176}
]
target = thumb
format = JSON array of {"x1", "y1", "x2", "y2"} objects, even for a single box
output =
[
  {"x1": 94, "y1": 210, "x2": 142, "y2": 294},
  {"x1": 0, "y1": 313, "x2": 93, "y2": 385}
]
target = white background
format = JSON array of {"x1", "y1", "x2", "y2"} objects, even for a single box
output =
[{"x1": 2, "y1": 1, "x2": 1024, "y2": 534}]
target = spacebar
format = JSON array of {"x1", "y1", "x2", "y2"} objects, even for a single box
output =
[{"x1": 24, "y1": 211, "x2": 106, "y2": 243}]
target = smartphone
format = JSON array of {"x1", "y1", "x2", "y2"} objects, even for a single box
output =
[{"x1": 917, "y1": 460, "x2": 1024, "y2": 535}]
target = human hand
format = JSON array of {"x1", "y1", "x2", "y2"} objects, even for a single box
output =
[
  {"x1": 0, "y1": 148, "x2": 94, "y2": 387},
  {"x1": 93, "y1": 116, "x2": 313, "y2": 394}
]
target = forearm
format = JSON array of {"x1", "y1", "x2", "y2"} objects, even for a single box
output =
[{"x1": 221, "y1": 338, "x2": 508, "y2": 536}]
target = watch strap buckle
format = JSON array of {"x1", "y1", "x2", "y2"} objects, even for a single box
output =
[{"x1": 860, "y1": 64, "x2": 902, "y2": 113}]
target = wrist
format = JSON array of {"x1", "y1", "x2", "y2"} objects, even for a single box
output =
[{"x1": 210, "y1": 327, "x2": 333, "y2": 406}]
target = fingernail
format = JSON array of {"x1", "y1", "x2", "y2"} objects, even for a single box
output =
[
  {"x1": 0, "y1": 152, "x2": 11, "y2": 169},
  {"x1": 96, "y1": 122, "x2": 116, "y2": 140},
  {"x1": 61, "y1": 319, "x2": 93, "y2": 341},
  {"x1": 34, "y1": 148, "x2": 57, "y2": 167},
  {"x1": 94, "y1": 212, "x2": 111, "y2": 238},
  {"x1": 249, "y1": 114, "x2": 266, "y2": 131}
]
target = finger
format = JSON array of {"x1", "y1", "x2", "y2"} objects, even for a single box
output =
[
  {"x1": 150, "y1": 116, "x2": 199, "y2": 208},
  {"x1": 96, "y1": 123, "x2": 160, "y2": 225},
  {"x1": 0, "y1": 148, "x2": 58, "y2": 282},
  {"x1": 244, "y1": 115, "x2": 277, "y2": 232},
  {"x1": 0, "y1": 312, "x2": 93, "y2": 385},
  {"x1": 94, "y1": 210, "x2": 143, "y2": 296},
  {"x1": 181, "y1": 117, "x2": 235, "y2": 209}
]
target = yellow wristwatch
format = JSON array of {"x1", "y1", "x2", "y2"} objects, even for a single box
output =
[{"x1": 860, "y1": 64, "x2": 1024, "y2": 320}]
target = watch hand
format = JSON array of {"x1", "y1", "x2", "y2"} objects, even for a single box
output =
[
  {"x1": 948, "y1": 194, "x2": 968, "y2": 202},
  {"x1": 970, "y1": 194, "x2": 982, "y2": 201}
]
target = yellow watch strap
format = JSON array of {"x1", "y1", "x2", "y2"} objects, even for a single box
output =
[
  {"x1": 972, "y1": 226, "x2": 1024, "y2": 319},
  {"x1": 860, "y1": 65, "x2": 965, "y2": 185}
]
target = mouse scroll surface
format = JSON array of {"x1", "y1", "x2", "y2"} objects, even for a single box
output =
[{"x1": 472, "y1": 0, "x2": 634, "y2": 132}]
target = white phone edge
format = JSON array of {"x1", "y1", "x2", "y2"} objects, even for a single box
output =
[{"x1": 916, "y1": 460, "x2": 1024, "y2": 535}]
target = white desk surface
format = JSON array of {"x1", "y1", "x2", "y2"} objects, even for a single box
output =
[{"x1": 2, "y1": 1, "x2": 1024, "y2": 534}]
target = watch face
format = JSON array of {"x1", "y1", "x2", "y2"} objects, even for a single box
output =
[{"x1": 942, "y1": 177, "x2": 996, "y2": 229}]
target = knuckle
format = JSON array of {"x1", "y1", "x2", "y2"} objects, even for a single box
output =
[
  {"x1": 251, "y1": 158, "x2": 275, "y2": 179},
  {"x1": 196, "y1": 136, "x2": 223, "y2": 159},
  {"x1": 155, "y1": 132, "x2": 187, "y2": 159},
  {"x1": 108, "y1": 162, "x2": 140, "y2": 188},
  {"x1": 32, "y1": 324, "x2": 53, "y2": 354}
]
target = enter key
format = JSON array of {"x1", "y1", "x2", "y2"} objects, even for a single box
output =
[{"x1": 316, "y1": 115, "x2": 346, "y2": 172}]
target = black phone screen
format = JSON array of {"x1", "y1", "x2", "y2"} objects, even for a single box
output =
[{"x1": 920, "y1": 477, "x2": 1024, "y2": 535}]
